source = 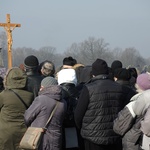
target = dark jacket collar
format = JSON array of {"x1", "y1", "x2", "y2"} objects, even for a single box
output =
[
  {"x1": 116, "y1": 80, "x2": 131, "y2": 86},
  {"x1": 25, "y1": 68, "x2": 40, "y2": 76},
  {"x1": 88, "y1": 74, "x2": 109, "y2": 83}
]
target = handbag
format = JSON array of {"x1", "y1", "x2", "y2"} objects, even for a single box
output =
[{"x1": 19, "y1": 101, "x2": 59, "y2": 150}]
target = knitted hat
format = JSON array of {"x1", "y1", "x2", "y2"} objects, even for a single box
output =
[
  {"x1": 111, "y1": 60, "x2": 122, "y2": 72},
  {"x1": 114, "y1": 68, "x2": 131, "y2": 81},
  {"x1": 136, "y1": 73, "x2": 150, "y2": 91},
  {"x1": 41, "y1": 77, "x2": 58, "y2": 87},
  {"x1": 41, "y1": 61, "x2": 55, "y2": 76},
  {"x1": 24, "y1": 55, "x2": 39, "y2": 69},
  {"x1": 57, "y1": 69, "x2": 77, "y2": 86},
  {"x1": 92, "y1": 59, "x2": 109, "y2": 76},
  {"x1": 63, "y1": 56, "x2": 76, "y2": 66}
]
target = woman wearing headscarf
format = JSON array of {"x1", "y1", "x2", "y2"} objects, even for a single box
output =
[{"x1": 0, "y1": 67, "x2": 33, "y2": 150}]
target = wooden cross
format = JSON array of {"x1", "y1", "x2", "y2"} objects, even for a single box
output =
[{"x1": 0, "y1": 14, "x2": 21, "y2": 69}]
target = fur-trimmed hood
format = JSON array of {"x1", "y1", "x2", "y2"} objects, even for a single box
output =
[{"x1": 72, "y1": 63, "x2": 84, "y2": 70}]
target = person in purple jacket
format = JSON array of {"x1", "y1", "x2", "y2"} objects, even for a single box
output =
[{"x1": 24, "y1": 77, "x2": 67, "y2": 150}]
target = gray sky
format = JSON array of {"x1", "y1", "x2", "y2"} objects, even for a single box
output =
[{"x1": 0, "y1": 0, "x2": 150, "y2": 58}]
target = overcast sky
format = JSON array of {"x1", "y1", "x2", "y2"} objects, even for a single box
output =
[{"x1": 0, "y1": 0, "x2": 150, "y2": 58}]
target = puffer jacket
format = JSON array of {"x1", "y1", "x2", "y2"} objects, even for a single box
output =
[
  {"x1": 75, "y1": 75, "x2": 126, "y2": 145},
  {"x1": 113, "y1": 90, "x2": 150, "y2": 150},
  {"x1": 140, "y1": 93, "x2": 150, "y2": 150},
  {"x1": 0, "y1": 67, "x2": 33, "y2": 150},
  {"x1": 24, "y1": 85, "x2": 67, "y2": 150}
]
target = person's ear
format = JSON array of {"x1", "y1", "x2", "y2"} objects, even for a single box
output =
[
  {"x1": 40, "y1": 86, "x2": 44, "y2": 91},
  {"x1": 114, "y1": 77, "x2": 117, "y2": 81}
]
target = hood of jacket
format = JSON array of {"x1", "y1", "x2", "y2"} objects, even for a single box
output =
[
  {"x1": 4, "y1": 67, "x2": 27, "y2": 89},
  {"x1": 38, "y1": 85, "x2": 62, "y2": 101}
]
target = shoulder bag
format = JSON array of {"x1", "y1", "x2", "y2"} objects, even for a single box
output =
[
  {"x1": 19, "y1": 101, "x2": 59, "y2": 150},
  {"x1": 10, "y1": 89, "x2": 28, "y2": 109}
]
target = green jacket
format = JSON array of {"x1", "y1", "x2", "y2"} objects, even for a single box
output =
[{"x1": 0, "y1": 67, "x2": 33, "y2": 150}]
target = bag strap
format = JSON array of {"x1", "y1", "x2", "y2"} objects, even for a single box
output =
[
  {"x1": 44, "y1": 101, "x2": 59, "y2": 129},
  {"x1": 10, "y1": 89, "x2": 28, "y2": 109}
]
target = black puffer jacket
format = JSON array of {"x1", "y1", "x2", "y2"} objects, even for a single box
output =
[{"x1": 75, "y1": 75, "x2": 126, "y2": 145}]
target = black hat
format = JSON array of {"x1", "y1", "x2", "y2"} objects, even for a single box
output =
[
  {"x1": 128, "y1": 67, "x2": 138, "y2": 79},
  {"x1": 24, "y1": 55, "x2": 39, "y2": 69},
  {"x1": 114, "y1": 68, "x2": 131, "y2": 81},
  {"x1": 63, "y1": 56, "x2": 76, "y2": 66},
  {"x1": 92, "y1": 59, "x2": 109, "y2": 76},
  {"x1": 111, "y1": 60, "x2": 122, "y2": 72}
]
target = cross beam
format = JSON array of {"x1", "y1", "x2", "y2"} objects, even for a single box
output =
[{"x1": 0, "y1": 14, "x2": 21, "y2": 69}]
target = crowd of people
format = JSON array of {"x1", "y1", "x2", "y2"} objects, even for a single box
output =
[{"x1": 0, "y1": 55, "x2": 150, "y2": 150}]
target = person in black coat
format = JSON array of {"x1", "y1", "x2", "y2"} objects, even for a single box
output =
[
  {"x1": 114, "y1": 68, "x2": 137, "y2": 106},
  {"x1": 128, "y1": 67, "x2": 138, "y2": 91},
  {"x1": 57, "y1": 68, "x2": 81, "y2": 150},
  {"x1": 24, "y1": 55, "x2": 44, "y2": 99},
  {"x1": 109, "y1": 60, "x2": 123, "y2": 80},
  {"x1": 74, "y1": 58, "x2": 127, "y2": 150}
]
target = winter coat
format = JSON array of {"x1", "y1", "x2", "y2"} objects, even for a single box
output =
[
  {"x1": 61, "y1": 83, "x2": 79, "y2": 127},
  {"x1": 141, "y1": 106, "x2": 150, "y2": 136},
  {"x1": 75, "y1": 65, "x2": 92, "y2": 93},
  {"x1": 0, "y1": 67, "x2": 33, "y2": 150},
  {"x1": 113, "y1": 104, "x2": 143, "y2": 150},
  {"x1": 78, "y1": 65, "x2": 92, "y2": 84},
  {"x1": 25, "y1": 68, "x2": 44, "y2": 98},
  {"x1": 74, "y1": 74, "x2": 127, "y2": 145},
  {"x1": 140, "y1": 103, "x2": 150, "y2": 150},
  {"x1": 24, "y1": 85, "x2": 67, "y2": 150},
  {"x1": 59, "y1": 82, "x2": 80, "y2": 149},
  {"x1": 116, "y1": 80, "x2": 137, "y2": 106},
  {"x1": 113, "y1": 90, "x2": 150, "y2": 150}
]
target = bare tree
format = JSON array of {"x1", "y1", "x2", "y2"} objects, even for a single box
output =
[
  {"x1": 1, "y1": 31, "x2": 147, "y2": 71},
  {"x1": 66, "y1": 37, "x2": 110, "y2": 65},
  {"x1": 37, "y1": 46, "x2": 56, "y2": 63},
  {"x1": 111, "y1": 47, "x2": 123, "y2": 60},
  {"x1": 121, "y1": 47, "x2": 146, "y2": 68},
  {"x1": 83, "y1": 37, "x2": 110, "y2": 64},
  {"x1": 12, "y1": 47, "x2": 37, "y2": 67},
  {"x1": 64, "y1": 43, "x2": 80, "y2": 62},
  {"x1": 145, "y1": 56, "x2": 150, "y2": 66}
]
